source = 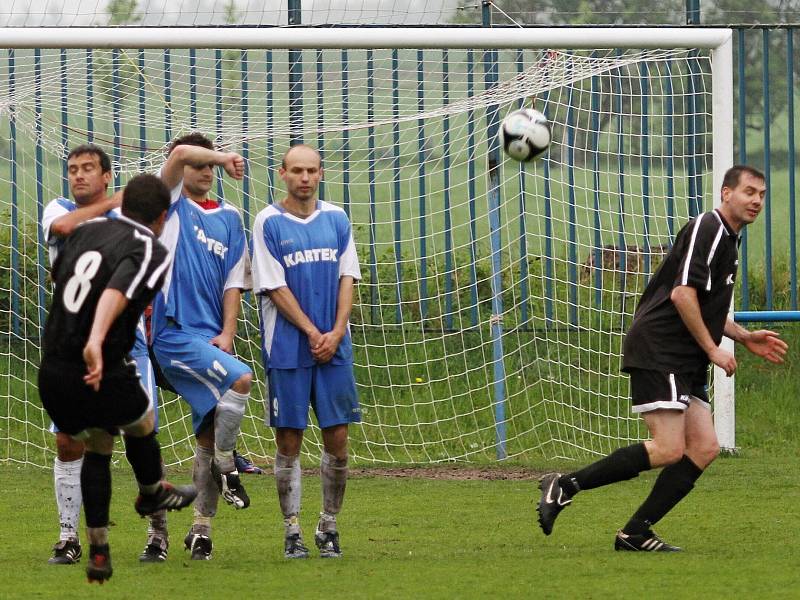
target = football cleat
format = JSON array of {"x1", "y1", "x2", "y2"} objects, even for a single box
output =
[
  {"x1": 135, "y1": 482, "x2": 197, "y2": 517},
  {"x1": 49, "y1": 538, "x2": 82, "y2": 565},
  {"x1": 138, "y1": 533, "x2": 169, "y2": 562},
  {"x1": 86, "y1": 544, "x2": 112, "y2": 583},
  {"x1": 211, "y1": 462, "x2": 250, "y2": 509},
  {"x1": 537, "y1": 473, "x2": 573, "y2": 536},
  {"x1": 234, "y1": 450, "x2": 263, "y2": 475},
  {"x1": 614, "y1": 529, "x2": 682, "y2": 552},
  {"x1": 284, "y1": 533, "x2": 310, "y2": 559},
  {"x1": 314, "y1": 529, "x2": 342, "y2": 559},
  {"x1": 184, "y1": 531, "x2": 213, "y2": 560}
]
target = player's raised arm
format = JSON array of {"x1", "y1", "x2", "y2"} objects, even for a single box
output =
[
  {"x1": 44, "y1": 145, "x2": 119, "y2": 244},
  {"x1": 161, "y1": 143, "x2": 244, "y2": 192}
]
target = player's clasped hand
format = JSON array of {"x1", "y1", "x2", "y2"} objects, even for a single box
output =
[
  {"x1": 312, "y1": 331, "x2": 344, "y2": 364},
  {"x1": 743, "y1": 329, "x2": 788, "y2": 365},
  {"x1": 83, "y1": 339, "x2": 104, "y2": 391}
]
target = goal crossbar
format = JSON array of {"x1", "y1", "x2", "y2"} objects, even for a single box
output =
[{"x1": 0, "y1": 26, "x2": 732, "y2": 50}]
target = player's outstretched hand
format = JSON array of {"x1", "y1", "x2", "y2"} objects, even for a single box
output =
[
  {"x1": 709, "y1": 346, "x2": 737, "y2": 377},
  {"x1": 210, "y1": 331, "x2": 234, "y2": 354},
  {"x1": 743, "y1": 329, "x2": 788, "y2": 364},
  {"x1": 221, "y1": 152, "x2": 245, "y2": 180},
  {"x1": 83, "y1": 340, "x2": 104, "y2": 391}
]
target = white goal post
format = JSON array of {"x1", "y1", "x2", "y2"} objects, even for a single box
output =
[{"x1": 0, "y1": 27, "x2": 737, "y2": 467}]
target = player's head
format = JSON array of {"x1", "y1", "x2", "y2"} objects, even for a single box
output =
[
  {"x1": 122, "y1": 173, "x2": 170, "y2": 237},
  {"x1": 66, "y1": 144, "x2": 112, "y2": 205},
  {"x1": 720, "y1": 165, "x2": 766, "y2": 232},
  {"x1": 279, "y1": 144, "x2": 323, "y2": 203},
  {"x1": 169, "y1": 132, "x2": 216, "y2": 200}
]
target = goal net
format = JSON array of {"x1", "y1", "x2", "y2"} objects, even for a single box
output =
[{"x1": 0, "y1": 28, "x2": 732, "y2": 467}]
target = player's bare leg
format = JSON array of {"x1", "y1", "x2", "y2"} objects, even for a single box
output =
[
  {"x1": 212, "y1": 373, "x2": 252, "y2": 509},
  {"x1": 276, "y1": 428, "x2": 308, "y2": 558},
  {"x1": 537, "y1": 413, "x2": 687, "y2": 537},
  {"x1": 616, "y1": 402, "x2": 718, "y2": 552},
  {"x1": 316, "y1": 424, "x2": 349, "y2": 558},
  {"x1": 50, "y1": 432, "x2": 84, "y2": 565}
]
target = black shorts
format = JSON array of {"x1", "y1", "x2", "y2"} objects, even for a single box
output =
[
  {"x1": 38, "y1": 356, "x2": 152, "y2": 437},
  {"x1": 628, "y1": 367, "x2": 709, "y2": 414}
]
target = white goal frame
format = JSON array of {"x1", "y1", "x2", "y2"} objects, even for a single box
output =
[{"x1": 1, "y1": 26, "x2": 737, "y2": 453}]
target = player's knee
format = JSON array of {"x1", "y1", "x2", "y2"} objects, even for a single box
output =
[
  {"x1": 195, "y1": 426, "x2": 215, "y2": 448},
  {"x1": 56, "y1": 432, "x2": 84, "y2": 461},
  {"x1": 649, "y1": 442, "x2": 685, "y2": 467},
  {"x1": 694, "y1": 439, "x2": 720, "y2": 467},
  {"x1": 84, "y1": 433, "x2": 114, "y2": 456},
  {"x1": 121, "y1": 409, "x2": 155, "y2": 438},
  {"x1": 276, "y1": 428, "x2": 303, "y2": 456},
  {"x1": 231, "y1": 371, "x2": 252, "y2": 395},
  {"x1": 662, "y1": 445, "x2": 686, "y2": 465}
]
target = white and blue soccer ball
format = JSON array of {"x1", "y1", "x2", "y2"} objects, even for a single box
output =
[{"x1": 499, "y1": 108, "x2": 551, "y2": 162}]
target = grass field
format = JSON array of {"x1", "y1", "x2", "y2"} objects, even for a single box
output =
[
  {"x1": 1, "y1": 455, "x2": 798, "y2": 599},
  {"x1": 2, "y1": 326, "x2": 798, "y2": 599}
]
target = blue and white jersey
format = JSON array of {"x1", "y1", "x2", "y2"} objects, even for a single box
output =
[
  {"x1": 41, "y1": 197, "x2": 149, "y2": 356},
  {"x1": 151, "y1": 173, "x2": 251, "y2": 339},
  {"x1": 251, "y1": 200, "x2": 361, "y2": 369}
]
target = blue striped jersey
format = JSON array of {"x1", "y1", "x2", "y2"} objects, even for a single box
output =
[
  {"x1": 150, "y1": 176, "x2": 251, "y2": 339},
  {"x1": 251, "y1": 200, "x2": 360, "y2": 369}
]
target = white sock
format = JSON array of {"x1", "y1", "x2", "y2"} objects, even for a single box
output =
[
  {"x1": 54, "y1": 458, "x2": 83, "y2": 541},
  {"x1": 274, "y1": 453, "x2": 302, "y2": 519},
  {"x1": 193, "y1": 445, "x2": 218, "y2": 521},
  {"x1": 319, "y1": 452, "x2": 348, "y2": 531},
  {"x1": 214, "y1": 388, "x2": 249, "y2": 472}
]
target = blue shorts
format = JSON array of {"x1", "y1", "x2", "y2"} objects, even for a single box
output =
[
  {"x1": 267, "y1": 363, "x2": 360, "y2": 430},
  {"x1": 152, "y1": 326, "x2": 252, "y2": 434},
  {"x1": 50, "y1": 351, "x2": 158, "y2": 434},
  {"x1": 131, "y1": 351, "x2": 159, "y2": 431}
]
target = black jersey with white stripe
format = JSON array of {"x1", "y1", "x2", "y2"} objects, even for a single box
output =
[
  {"x1": 622, "y1": 209, "x2": 739, "y2": 373},
  {"x1": 42, "y1": 215, "x2": 170, "y2": 365}
]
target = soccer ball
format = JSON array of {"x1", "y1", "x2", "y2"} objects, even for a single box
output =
[{"x1": 499, "y1": 108, "x2": 551, "y2": 162}]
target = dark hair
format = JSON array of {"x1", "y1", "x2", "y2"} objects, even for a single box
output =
[
  {"x1": 722, "y1": 165, "x2": 766, "y2": 190},
  {"x1": 281, "y1": 144, "x2": 322, "y2": 169},
  {"x1": 122, "y1": 174, "x2": 170, "y2": 224},
  {"x1": 67, "y1": 144, "x2": 112, "y2": 174},
  {"x1": 168, "y1": 132, "x2": 214, "y2": 155}
]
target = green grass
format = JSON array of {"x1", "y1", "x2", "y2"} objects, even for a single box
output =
[
  {"x1": 1, "y1": 324, "x2": 798, "y2": 597},
  {"x1": 1, "y1": 453, "x2": 798, "y2": 599}
]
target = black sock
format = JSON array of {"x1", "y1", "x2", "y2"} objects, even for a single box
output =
[
  {"x1": 623, "y1": 455, "x2": 704, "y2": 535},
  {"x1": 81, "y1": 452, "x2": 112, "y2": 528},
  {"x1": 560, "y1": 443, "x2": 651, "y2": 496},
  {"x1": 124, "y1": 431, "x2": 162, "y2": 488}
]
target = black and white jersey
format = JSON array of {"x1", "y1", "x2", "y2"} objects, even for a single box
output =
[
  {"x1": 42, "y1": 215, "x2": 170, "y2": 365},
  {"x1": 622, "y1": 209, "x2": 739, "y2": 373}
]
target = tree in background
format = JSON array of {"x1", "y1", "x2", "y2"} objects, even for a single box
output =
[{"x1": 106, "y1": 0, "x2": 142, "y2": 25}]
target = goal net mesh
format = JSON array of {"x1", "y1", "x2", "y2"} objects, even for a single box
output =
[{"x1": 0, "y1": 44, "x2": 713, "y2": 466}]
